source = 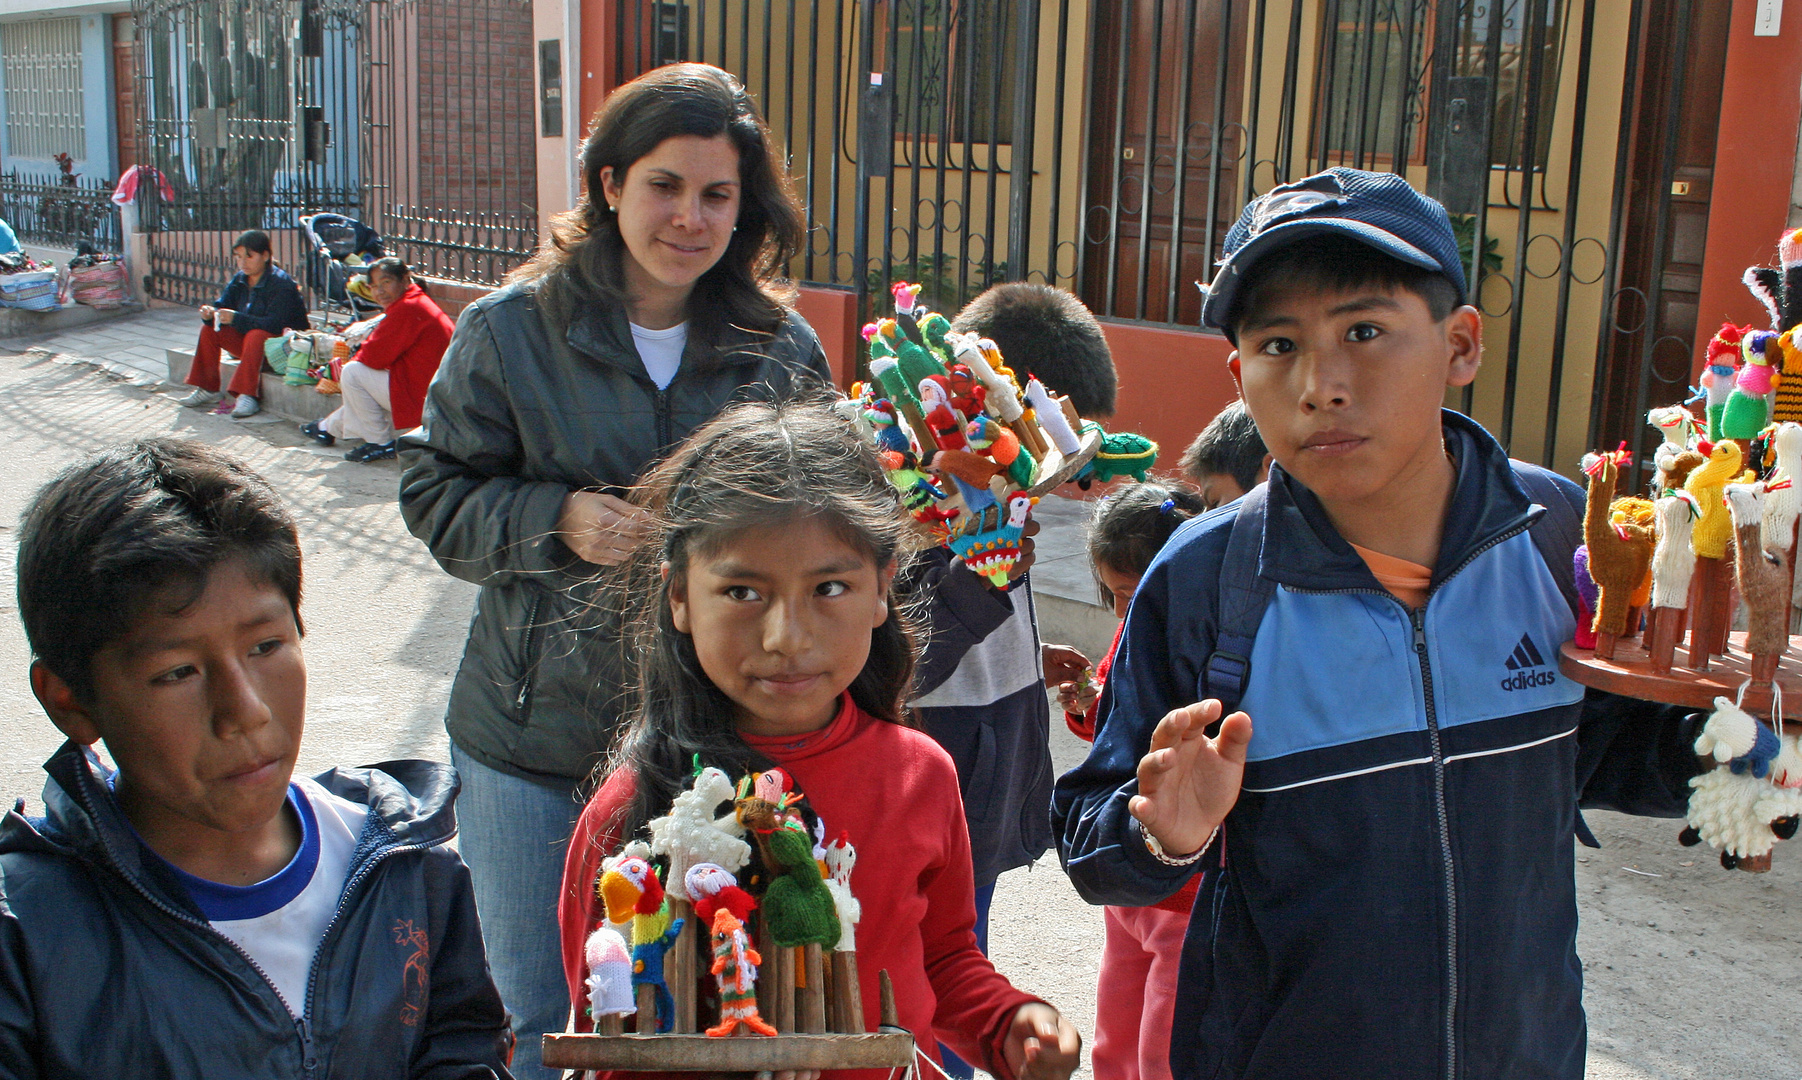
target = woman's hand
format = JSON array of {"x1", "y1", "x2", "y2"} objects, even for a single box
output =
[
  {"x1": 1002, "y1": 1003, "x2": 1081, "y2": 1080},
  {"x1": 198, "y1": 304, "x2": 216, "y2": 321},
  {"x1": 213, "y1": 308, "x2": 235, "y2": 324},
  {"x1": 555, "y1": 491, "x2": 653, "y2": 566},
  {"x1": 1130, "y1": 700, "x2": 1252, "y2": 857}
]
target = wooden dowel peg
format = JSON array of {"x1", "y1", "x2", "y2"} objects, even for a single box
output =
[
  {"x1": 669, "y1": 899, "x2": 695, "y2": 1033},
  {"x1": 1595, "y1": 631, "x2": 1618, "y2": 661},
  {"x1": 834, "y1": 951, "x2": 866, "y2": 1034},
  {"x1": 595, "y1": 1013, "x2": 624, "y2": 1036},
  {"x1": 801, "y1": 944, "x2": 827, "y2": 1033},
  {"x1": 878, "y1": 969, "x2": 899, "y2": 1030},
  {"x1": 773, "y1": 939, "x2": 797, "y2": 1033},
  {"x1": 635, "y1": 984, "x2": 657, "y2": 1032}
]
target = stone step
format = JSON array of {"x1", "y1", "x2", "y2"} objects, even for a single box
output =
[{"x1": 165, "y1": 346, "x2": 336, "y2": 423}]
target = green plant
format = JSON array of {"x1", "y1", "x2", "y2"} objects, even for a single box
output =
[
  {"x1": 866, "y1": 252, "x2": 1008, "y2": 314},
  {"x1": 1450, "y1": 214, "x2": 1503, "y2": 280}
]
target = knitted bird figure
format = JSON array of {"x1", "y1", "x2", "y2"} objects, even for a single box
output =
[
  {"x1": 1581, "y1": 454, "x2": 1654, "y2": 637},
  {"x1": 648, "y1": 767, "x2": 753, "y2": 901},
  {"x1": 706, "y1": 909, "x2": 777, "y2": 1038},
  {"x1": 1700, "y1": 325, "x2": 1745, "y2": 441},
  {"x1": 891, "y1": 280, "x2": 923, "y2": 316},
  {"x1": 584, "y1": 926, "x2": 637, "y2": 1020},
  {"x1": 950, "y1": 492, "x2": 1034, "y2": 587},
  {"x1": 1722, "y1": 331, "x2": 1780, "y2": 439},
  {"x1": 598, "y1": 856, "x2": 684, "y2": 1033},
  {"x1": 821, "y1": 832, "x2": 861, "y2": 952},
  {"x1": 966, "y1": 414, "x2": 1035, "y2": 489},
  {"x1": 919, "y1": 377, "x2": 969, "y2": 452},
  {"x1": 1726, "y1": 483, "x2": 1792, "y2": 660},
  {"x1": 684, "y1": 862, "x2": 759, "y2": 926},
  {"x1": 1761, "y1": 422, "x2": 1802, "y2": 554},
  {"x1": 945, "y1": 363, "x2": 987, "y2": 418},
  {"x1": 1685, "y1": 439, "x2": 1744, "y2": 560},
  {"x1": 864, "y1": 399, "x2": 912, "y2": 454},
  {"x1": 879, "y1": 449, "x2": 958, "y2": 524},
  {"x1": 1694, "y1": 696, "x2": 1782, "y2": 779},
  {"x1": 887, "y1": 323, "x2": 949, "y2": 390}
]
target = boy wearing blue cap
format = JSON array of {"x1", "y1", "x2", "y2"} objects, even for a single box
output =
[{"x1": 1052, "y1": 169, "x2": 1705, "y2": 1080}]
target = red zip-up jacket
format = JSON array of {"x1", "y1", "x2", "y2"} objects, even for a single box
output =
[
  {"x1": 558, "y1": 694, "x2": 1043, "y2": 1080},
  {"x1": 354, "y1": 283, "x2": 454, "y2": 431}
]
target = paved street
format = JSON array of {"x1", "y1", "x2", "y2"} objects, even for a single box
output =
[{"x1": 2, "y1": 320, "x2": 1799, "y2": 1077}]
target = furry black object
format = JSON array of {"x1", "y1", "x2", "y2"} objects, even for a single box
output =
[{"x1": 952, "y1": 282, "x2": 1117, "y2": 418}]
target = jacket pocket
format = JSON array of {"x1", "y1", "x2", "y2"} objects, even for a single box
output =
[
  {"x1": 512, "y1": 591, "x2": 545, "y2": 728},
  {"x1": 960, "y1": 722, "x2": 1000, "y2": 829}
]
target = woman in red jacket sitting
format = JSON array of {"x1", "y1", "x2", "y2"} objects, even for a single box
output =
[{"x1": 302, "y1": 257, "x2": 455, "y2": 462}]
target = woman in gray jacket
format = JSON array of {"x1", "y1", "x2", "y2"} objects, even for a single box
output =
[{"x1": 398, "y1": 63, "x2": 831, "y2": 1078}]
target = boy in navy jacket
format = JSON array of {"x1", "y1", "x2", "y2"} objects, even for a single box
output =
[
  {"x1": 0, "y1": 439, "x2": 513, "y2": 1079},
  {"x1": 1052, "y1": 169, "x2": 1703, "y2": 1080}
]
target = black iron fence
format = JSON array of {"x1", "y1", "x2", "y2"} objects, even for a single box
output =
[
  {"x1": 612, "y1": 0, "x2": 1722, "y2": 473},
  {"x1": 0, "y1": 172, "x2": 122, "y2": 254}
]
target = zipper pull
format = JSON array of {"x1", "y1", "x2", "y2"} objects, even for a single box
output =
[
  {"x1": 296, "y1": 1015, "x2": 318, "y2": 1075},
  {"x1": 1412, "y1": 611, "x2": 1428, "y2": 653}
]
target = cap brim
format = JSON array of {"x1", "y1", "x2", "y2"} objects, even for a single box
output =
[{"x1": 1199, "y1": 217, "x2": 1446, "y2": 334}]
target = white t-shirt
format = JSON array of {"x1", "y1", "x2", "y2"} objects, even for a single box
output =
[
  {"x1": 158, "y1": 777, "x2": 370, "y2": 1016},
  {"x1": 630, "y1": 320, "x2": 688, "y2": 390}
]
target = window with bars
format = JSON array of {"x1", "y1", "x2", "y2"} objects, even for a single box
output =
[
  {"x1": 2, "y1": 18, "x2": 86, "y2": 162},
  {"x1": 890, "y1": 0, "x2": 1016, "y2": 147}
]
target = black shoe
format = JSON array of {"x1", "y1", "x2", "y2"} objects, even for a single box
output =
[
  {"x1": 344, "y1": 440, "x2": 397, "y2": 463},
  {"x1": 300, "y1": 420, "x2": 335, "y2": 447}
]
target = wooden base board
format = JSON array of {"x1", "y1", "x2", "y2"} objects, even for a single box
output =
[
  {"x1": 1559, "y1": 636, "x2": 1801, "y2": 717},
  {"x1": 541, "y1": 1032, "x2": 916, "y2": 1072}
]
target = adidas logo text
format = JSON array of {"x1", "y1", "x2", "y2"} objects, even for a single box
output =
[{"x1": 1500, "y1": 633, "x2": 1553, "y2": 691}]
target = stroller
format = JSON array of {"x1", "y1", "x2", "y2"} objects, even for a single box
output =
[{"x1": 299, "y1": 212, "x2": 385, "y2": 326}]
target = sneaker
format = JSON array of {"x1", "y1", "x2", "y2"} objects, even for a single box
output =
[
  {"x1": 299, "y1": 419, "x2": 335, "y2": 447},
  {"x1": 344, "y1": 439, "x2": 398, "y2": 463},
  {"x1": 177, "y1": 388, "x2": 223, "y2": 410},
  {"x1": 230, "y1": 395, "x2": 262, "y2": 419}
]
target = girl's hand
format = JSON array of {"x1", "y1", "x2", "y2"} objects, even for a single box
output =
[
  {"x1": 556, "y1": 491, "x2": 653, "y2": 566},
  {"x1": 1129, "y1": 700, "x2": 1252, "y2": 857},
  {"x1": 1056, "y1": 680, "x2": 1099, "y2": 716},
  {"x1": 1003, "y1": 1003, "x2": 1081, "y2": 1080},
  {"x1": 1041, "y1": 643, "x2": 1090, "y2": 684}
]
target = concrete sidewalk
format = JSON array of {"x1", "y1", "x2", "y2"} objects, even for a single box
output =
[{"x1": 0, "y1": 305, "x2": 198, "y2": 388}]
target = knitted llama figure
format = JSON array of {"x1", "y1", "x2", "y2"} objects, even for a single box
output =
[
  {"x1": 1725, "y1": 484, "x2": 1792, "y2": 660},
  {"x1": 1650, "y1": 494, "x2": 1698, "y2": 613},
  {"x1": 1581, "y1": 455, "x2": 1654, "y2": 636},
  {"x1": 583, "y1": 926, "x2": 637, "y2": 1021},
  {"x1": 821, "y1": 831, "x2": 861, "y2": 952},
  {"x1": 1685, "y1": 440, "x2": 1744, "y2": 561},
  {"x1": 648, "y1": 766, "x2": 752, "y2": 902},
  {"x1": 1647, "y1": 405, "x2": 1697, "y2": 495},
  {"x1": 706, "y1": 909, "x2": 777, "y2": 1038},
  {"x1": 1761, "y1": 422, "x2": 1802, "y2": 554}
]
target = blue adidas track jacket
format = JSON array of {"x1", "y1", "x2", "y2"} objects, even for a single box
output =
[{"x1": 1052, "y1": 412, "x2": 1703, "y2": 1080}]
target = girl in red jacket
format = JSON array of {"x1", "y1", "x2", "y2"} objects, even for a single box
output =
[
  {"x1": 1049, "y1": 482, "x2": 1204, "y2": 1080},
  {"x1": 302, "y1": 257, "x2": 455, "y2": 462},
  {"x1": 558, "y1": 397, "x2": 1080, "y2": 1080}
]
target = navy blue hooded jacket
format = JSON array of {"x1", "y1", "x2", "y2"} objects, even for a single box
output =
[
  {"x1": 211, "y1": 263, "x2": 310, "y2": 337},
  {"x1": 1052, "y1": 411, "x2": 1702, "y2": 1080},
  {"x1": 0, "y1": 743, "x2": 514, "y2": 1079}
]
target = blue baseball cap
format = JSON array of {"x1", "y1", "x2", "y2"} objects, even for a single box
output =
[{"x1": 1198, "y1": 168, "x2": 1468, "y2": 336}]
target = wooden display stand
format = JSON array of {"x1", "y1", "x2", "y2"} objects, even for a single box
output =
[{"x1": 540, "y1": 958, "x2": 914, "y2": 1073}]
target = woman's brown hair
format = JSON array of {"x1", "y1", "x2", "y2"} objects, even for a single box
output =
[{"x1": 511, "y1": 63, "x2": 806, "y2": 343}]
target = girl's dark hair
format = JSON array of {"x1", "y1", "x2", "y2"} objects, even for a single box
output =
[
  {"x1": 16, "y1": 438, "x2": 303, "y2": 702},
  {"x1": 511, "y1": 63, "x2": 806, "y2": 343},
  {"x1": 606, "y1": 395, "x2": 922, "y2": 846},
  {"x1": 232, "y1": 229, "x2": 272, "y2": 256},
  {"x1": 1087, "y1": 481, "x2": 1208, "y2": 581}
]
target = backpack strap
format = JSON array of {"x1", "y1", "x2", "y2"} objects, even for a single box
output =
[
  {"x1": 1202, "y1": 484, "x2": 1277, "y2": 715},
  {"x1": 1510, "y1": 460, "x2": 1584, "y2": 620}
]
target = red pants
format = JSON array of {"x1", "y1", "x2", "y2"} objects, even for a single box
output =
[{"x1": 187, "y1": 323, "x2": 275, "y2": 398}]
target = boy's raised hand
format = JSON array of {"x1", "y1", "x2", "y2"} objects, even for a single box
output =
[
  {"x1": 1003, "y1": 1003, "x2": 1081, "y2": 1080},
  {"x1": 1130, "y1": 700, "x2": 1253, "y2": 857}
]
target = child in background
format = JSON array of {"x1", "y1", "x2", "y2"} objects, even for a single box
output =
[
  {"x1": 558, "y1": 399, "x2": 1081, "y2": 1080},
  {"x1": 1, "y1": 439, "x2": 512, "y2": 1078},
  {"x1": 1054, "y1": 483, "x2": 1206, "y2": 1080},
  {"x1": 1177, "y1": 400, "x2": 1270, "y2": 510}
]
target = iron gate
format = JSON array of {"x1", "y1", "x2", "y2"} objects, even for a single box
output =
[
  {"x1": 612, "y1": 0, "x2": 1724, "y2": 473},
  {"x1": 131, "y1": 0, "x2": 539, "y2": 308}
]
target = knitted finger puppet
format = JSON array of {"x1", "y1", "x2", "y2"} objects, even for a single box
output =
[
  {"x1": 1686, "y1": 765, "x2": 1784, "y2": 867},
  {"x1": 1760, "y1": 422, "x2": 1802, "y2": 554},
  {"x1": 1613, "y1": 496, "x2": 1657, "y2": 610},
  {"x1": 1725, "y1": 483, "x2": 1792, "y2": 663},
  {"x1": 584, "y1": 926, "x2": 637, "y2": 1021},
  {"x1": 1775, "y1": 328, "x2": 1802, "y2": 425},
  {"x1": 934, "y1": 450, "x2": 1007, "y2": 509},
  {"x1": 1077, "y1": 430, "x2": 1161, "y2": 485},
  {"x1": 648, "y1": 767, "x2": 753, "y2": 902},
  {"x1": 1025, "y1": 377, "x2": 1083, "y2": 456},
  {"x1": 949, "y1": 331, "x2": 1043, "y2": 460},
  {"x1": 1573, "y1": 546, "x2": 1599, "y2": 650},
  {"x1": 945, "y1": 364, "x2": 987, "y2": 418},
  {"x1": 685, "y1": 861, "x2": 759, "y2": 926},
  {"x1": 1581, "y1": 453, "x2": 1654, "y2": 637},
  {"x1": 965, "y1": 413, "x2": 1035, "y2": 490},
  {"x1": 1647, "y1": 405, "x2": 1699, "y2": 494},
  {"x1": 918, "y1": 377, "x2": 970, "y2": 453},
  {"x1": 1660, "y1": 448, "x2": 1707, "y2": 494},
  {"x1": 863, "y1": 399, "x2": 912, "y2": 455},
  {"x1": 598, "y1": 856, "x2": 684, "y2": 1033},
  {"x1": 1694, "y1": 696, "x2": 1782, "y2": 779},
  {"x1": 1700, "y1": 325, "x2": 1745, "y2": 441},
  {"x1": 1651, "y1": 494, "x2": 1699, "y2": 611},
  {"x1": 1685, "y1": 439, "x2": 1744, "y2": 560},
  {"x1": 949, "y1": 492, "x2": 1034, "y2": 587},
  {"x1": 869, "y1": 358, "x2": 938, "y2": 457},
  {"x1": 705, "y1": 909, "x2": 777, "y2": 1038},
  {"x1": 879, "y1": 449, "x2": 959, "y2": 525},
  {"x1": 1722, "y1": 331, "x2": 1780, "y2": 439},
  {"x1": 821, "y1": 831, "x2": 861, "y2": 952},
  {"x1": 734, "y1": 790, "x2": 840, "y2": 950}
]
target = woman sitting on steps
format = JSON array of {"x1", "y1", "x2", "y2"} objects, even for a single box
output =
[{"x1": 178, "y1": 229, "x2": 311, "y2": 418}]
